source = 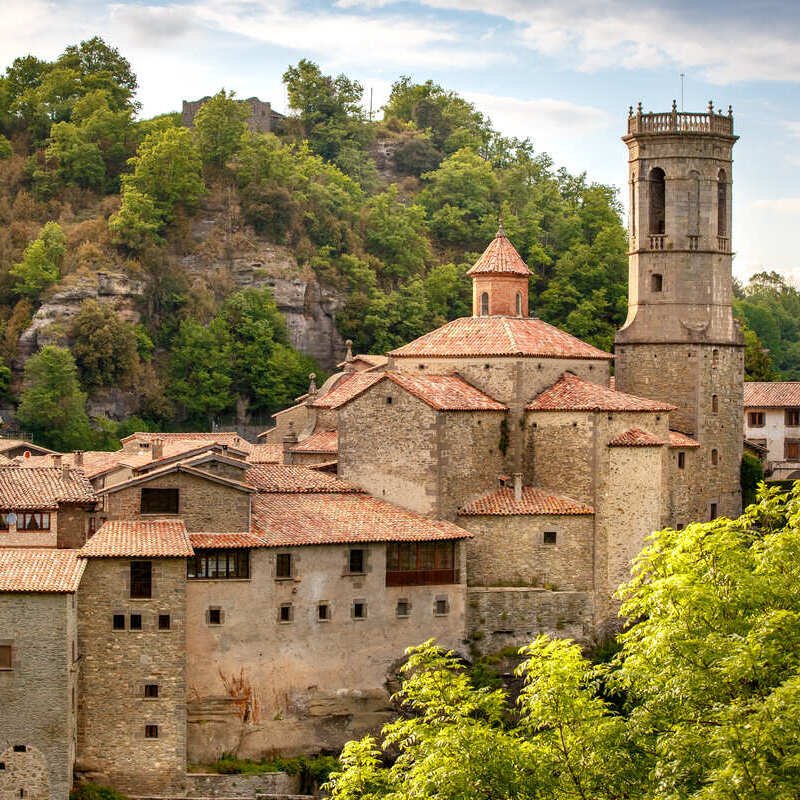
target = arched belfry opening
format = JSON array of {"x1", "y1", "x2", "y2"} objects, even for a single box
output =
[
  {"x1": 648, "y1": 167, "x2": 666, "y2": 236},
  {"x1": 480, "y1": 292, "x2": 489, "y2": 316},
  {"x1": 717, "y1": 169, "x2": 728, "y2": 238}
]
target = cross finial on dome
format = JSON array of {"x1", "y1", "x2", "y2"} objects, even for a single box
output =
[{"x1": 496, "y1": 217, "x2": 506, "y2": 238}]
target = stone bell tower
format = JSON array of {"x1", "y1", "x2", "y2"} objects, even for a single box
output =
[{"x1": 614, "y1": 101, "x2": 744, "y2": 521}]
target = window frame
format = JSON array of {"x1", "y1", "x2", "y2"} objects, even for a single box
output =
[
  {"x1": 187, "y1": 549, "x2": 250, "y2": 580},
  {"x1": 18, "y1": 512, "x2": 50, "y2": 531},
  {"x1": 278, "y1": 603, "x2": 293, "y2": 623},
  {"x1": 785, "y1": 438, "x2": 800, "y2": 460},
  {"x1": 748, "y1": 411, "x2": 765, "y2": 428},
  {"x1": 130, "y1": 561, "x2": 152, "y2": 599},
  {"x1": 386, "y1": 541, "x2": 458, "y2": 586},
  {"x1": 786, "y1": 409, "x2": 800, "y2": 427},
  {"x1": 0, "y1": 643, "x2": 12, "y2": 671},
  {"x1": 144, "y1": 724, "x2": 159, "y2": 739},
  {"x1": 140, "y1": 487, "x2": 179, "y2": 515},
  {"x1": 275, "y1": 552, "x2": 293, "y2": 580},
  {"x1": 347, "y1": 548, "x2": 365, "y2": 575}
]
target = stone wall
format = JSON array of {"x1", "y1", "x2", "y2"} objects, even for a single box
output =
[
  {"x1": 57, "y1": 504, "x2": 92, "y2": 549},
  {"x1": 103, "y1": 472, "x2": 251, "y2": 532},
  {"x1": 471, "y1": 274, "x2": 528, "y2": 317},
  {"x1": 77, "y1": 558, "x2": 187, "y2": 795},
  {"x1": 0, "y1": 592, "x2": 75, "y2": 800},
  {"x1": 184, "y1": 771, "x2": 299, "y2": 797},
  {"x1": 459, "y1": 514, "x2": 594, "y2": 591},
  {"x1": 185, "y1": 543, "x2": 467, "y2": 761},
  {"x1": 467, "y1": 587, "x2": 594, "y2": 654}
]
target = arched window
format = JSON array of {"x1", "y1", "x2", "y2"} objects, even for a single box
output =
[
  {"x1": 480, "y1": 292, "x2": 489, "y2": 316},
  {"x1": 717, "y1": 169, "x2": 728, "y2": 237},
  {"x1": 650, "y1": 273, "x2": 663, "y2": 292},
  {"x1": 630, "y1": 172, "x2": 637, "y2": 241},
  {"x1": 515, "y1": 292, "x2": 522, "y2": 317},
  {"x1": 712, "y1": 394, "x2": 719, "y2": 413},
  {"x1": 712, "y1": 348, "x2": 719, "y2": 366},
  {"x1": 649, "y1": 167, "x2": 666, "y2": 235},
  {"x1": 711, "y1": 448, "x2": 719, "y2": 466}
]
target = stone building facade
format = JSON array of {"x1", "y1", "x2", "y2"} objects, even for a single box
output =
[{"x1": 182, "y1": 97, "x2": 284, "y2": 133}]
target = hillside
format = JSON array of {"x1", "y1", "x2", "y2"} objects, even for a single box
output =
[{"x1": 0, "y1": 39, "x2": 781, "y2": 449}]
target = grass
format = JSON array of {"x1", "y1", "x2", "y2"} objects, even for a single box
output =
[{"x1": 190, "y1": 754, "x2": 339, "y2": 788}]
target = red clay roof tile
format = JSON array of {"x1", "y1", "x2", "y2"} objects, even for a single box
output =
[
  {"x1": 0, "y1": 548, "x2": 85, "y2": 592},
  {"x1": 251, "y1": 493, "x2": 470, "y2": 547},
  {"x1": 0, "y1": 466, "x2": 96, "y2": 510},
  {"x1": 247, "y1": 444, "x2": 283, "y2": 464},
  {"x1": 527, "y1": 373, "x2": 676, "y2": 412},
  {"x1": 389, "y1": 317, "x2": 612, "y2": 360},
  {"x1": 466, "y1": 231, "x2": 532, "y2": 277},
  {"x1": 189, "y1": 532, "x2": 266, "y2": 549},
  {"x1": 743, "y1": 382, "x2": 800, "y2": 408},
  {"x1": 245, "y1": 464, "x2": 362, "y2": 493},
  {"x1": 80, "y1": 520, "x2": 194, "y2": 558},
  {"x1": 668, "y1": 430, "x2": 701, "y2": 448},
  {"x1": 310, "y1": 372, "x2": 384, "y2": 409},
  {"x1": 459, "y1": 486, "x2": 594, "y2": 516},
  {"x1": 290, "y1": 430, "x2": 339, "y2": 454},
  {"x1": 608, "y1": 428, "x2": 668, "y2": 447}
]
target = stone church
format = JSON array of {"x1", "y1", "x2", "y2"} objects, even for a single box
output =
[{"x1": 0, "y1": 105, "x2": 743, "y2": 798}]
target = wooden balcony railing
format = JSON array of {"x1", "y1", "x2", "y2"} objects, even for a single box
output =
[{"x1": 386, "y1": 568, "x2": 459, "y2": 587}]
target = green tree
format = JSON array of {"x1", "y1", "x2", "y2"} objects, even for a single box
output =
[
  {"x1": 10, "y1": 221, "x2": 67, "y2": 299},
  {"x1": 69, "y1": 299, "x2": 140, "y2": 391},
  {"x1": 193, "y1": 89, "x2": 249, "y2": 168},
  {"x1": 16, "y1": 345, "x2": 92, "y2": 450},
  {"x1": 0, "y1": 134, "x2": 11, "y2": 159},
  {"x1": 108, "y1": 185, "x2": 164, "y2": 249}
]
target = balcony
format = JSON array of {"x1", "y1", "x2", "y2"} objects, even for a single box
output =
[
  {"x1": 386, "y1": 568, "x2": 459, "y2": 587},
  {"x1": 718, "y1": 236, "x2": 730, "y2": 252},
  {"x1": 649, "y1": 234, "x2": 666, "y2": 250},
  {"x1": 627, "y1": 103, "x2": 734, "y2": 136},
  {"x1": 688, "y1": 235, "x2": 699, "y2": 251}
]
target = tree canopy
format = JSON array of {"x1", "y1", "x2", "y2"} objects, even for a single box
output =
[{"x1": 327, "y1": 483, "x2": 800, "y2": 800}]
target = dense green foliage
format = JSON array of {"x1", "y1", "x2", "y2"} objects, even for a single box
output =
[
  {"x1": 327, "y1": 484, "x2": 800, "y2": 800},
  {"x1": 0, "y1": 39, "x2": 791, "y2": 448},
  {"x1": 70, "y1": 784, "x2": 129, "y2": 800}
]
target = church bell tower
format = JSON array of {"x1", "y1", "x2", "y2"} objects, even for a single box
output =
[{"x1": 614, "y1": 101, "x2": 744, "y2": 521}]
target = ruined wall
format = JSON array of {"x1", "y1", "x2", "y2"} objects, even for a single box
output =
[
  {"x1": 77, "y1": 558, "x2": 187, "y2": 795},
  {"x1": 338, "y1": 390, "x2": 439, "y2": 516},
  {"x1": 185, "y1": 543, "x2": 467, "y2": 761},
  {"x1": 460, "y1": 513, "x2": 594, "y2": 591},
  {"x1": 103, "y1": 472, "x2": 251, "y2": 532},
  {"x1": 0, "y1": 592, "x2": 75, "y2": 800}
]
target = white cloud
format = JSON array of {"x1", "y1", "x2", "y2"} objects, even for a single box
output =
[
  {"x1": 751, "y1": 197, "x2": 800, "y2": 214},
  {"x1": 407, "y1": 0, "x2": 800, "y2": 84}
]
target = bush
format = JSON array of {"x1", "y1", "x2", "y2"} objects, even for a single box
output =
[{"x1": 70, "y1": 783, "x2": 128, "y2": 800}]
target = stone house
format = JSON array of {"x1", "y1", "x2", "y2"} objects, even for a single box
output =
[
  {"x1": 0, "y1": 548, "x2": 84, "y2": 800},
  {"x1": 182, "y1": 96, "x2": 284, "y2": 134},
  {"x1": 743, "y1": 381, "x2": 800, "y2": 480},
  {"x1": 0, "y1": 465, "x2": 96, "y2": 548}
]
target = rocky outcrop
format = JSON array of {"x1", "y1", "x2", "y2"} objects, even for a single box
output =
[{"x1": 16, "y1": 271, "x2": 145, "y2": 367}]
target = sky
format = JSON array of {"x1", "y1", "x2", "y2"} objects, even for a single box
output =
[{"x1": 3, "y1": 0, "x2": 800, "y2": 282}]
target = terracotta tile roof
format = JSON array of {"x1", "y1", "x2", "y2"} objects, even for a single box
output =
[
  {"x1": 389, "y1": 317, "x2": 612, "y2": 360},
  {"x1": 459, "y1": 486, "x2": 594, "y2": 516},
  {"x1": 527, "y1": 373, "x2": 676, "y2": 412},
  {"x1": 466, "y1": 230, "x2": 532, "y2": 277},
  {"x1": 668, "y1": 430, "x2": 700, "y2": 448},
  {"x1": 743, "y1": 382, "x2": 800, "y2": 408},
  {"x1": 0, "y1": 549, "x2": 85, "y2": 592},
  {"x1": 251, "y1": 493, "x2": 470, "y2": 547},
  {"x1": 336, "y1": 354, "x2": 389, "y2": 371},
  {"x1": 0, "y1": 466, "x2": 96, "y2": 510},
  {"x1": 247, "y1": 444, "x2": 283, "y2": 464},
  {"x1": 608, "y1": 427, "x2": 667, "y2": 447},
  {"x1": 290, "y1": 430, "x2": 339, "y2": 454},
  {"x1": 608, "y1": 376, "x2": 616, "y2": 390},
  {"x1": 310, "y1": 372, "x2": 384, "y2": 409},
  {"x1": 81, "y1": 520, "x2": 194, "y2": 558},
  {"x1": 120, "y1": 431, "x2": 253, "y2": 452},
  {"x1": 245, "y1": 464, "x2": 362, "y2": 493},
  {"x1": 0, "y1": 440, "x2": 57, "y2": 456},
  {"x1": 189, "y1": 532, "x2": 266, "y2": 549}
]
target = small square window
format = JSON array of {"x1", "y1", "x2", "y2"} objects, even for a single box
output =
[
  {"x1": 352, "y1": 600, "x2": 367, "y2": 619},
  {"x1": 0, "y1": 644, "x2": 11, "y2": 670},
  {"x1": 276, "y1": 553, "x2": 293, "y2": 579},
  {"x1": 112, "y1": 614, "x2": 125, "y2": 630},
  {"x1": 158, "y1": 614, "x2": 171, "y2": 630},
  {"x1": 543, "y1": 531, "x2": 557, "y2": 545},
  {"x1": 317, "y1": 603, "x2": 330, "y2": 622},
  {"x1": 396, "y1": 599, "x2": 410, "y2": 618},
  {"x1": 130, "y1": 614, "x2": 142, "y2": 630},
  {"x1": 207, "y1": 607, "x2": 223, "y2": 625},
  {"x1": 12, "y1": 745, "x2": 26, "y2": 753},
  {"x1": 348, "y1": 548, "x2": 365, "y2": 574},
  {"x1": 434, "y1": 597, "x2": 449, "y2": 616},
  {"x1": 677, "y1": 451, "x2": 686, "y2": 469},
  {"x1": 385, "y1": 396, "x2": 393, "y2": 405},
  {"x1": 144, "y1": 725, "x2": 159, "y2": 739},
  {"x1": 650, "y1": 273, "x2": 663, "y2": 292},
  {"x1": 748, "y1": 411, "x2": 765, "y2": 428},
  {"x1": 144, "y1": 684, "x2": 159, "y2": 698},
  {"x1": 279, "y1": 603, "x2": 293, "y2": 623}
]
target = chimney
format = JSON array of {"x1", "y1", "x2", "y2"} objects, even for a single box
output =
[
  {"x1": 513, "y1": 472, "x2": 523, "y2": 503},
  {"x1": 152, "y1": 438, "x2": 164, "y2": 460},
  {"x1": 52, "y1": 454, "x2": 62, "y2": 467},
  {"x1": 62, "y1": 463, "x2": 70, "y2": 481},
  {"x1": 282, "y1": 422, "x2": 298, "y2": 465},
  {"x1": 343, "y1": 340, "x2": 355, "y2": 372},
  {"x1": 305, "y1": 372, "x2": 318, "y2": 406},
  {"x1": 74, "y1": 451, "x2": 84, "y2": 467}
]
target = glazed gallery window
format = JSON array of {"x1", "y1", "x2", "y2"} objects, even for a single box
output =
[
  {"x1": 187, "y1": 549, "x2": 250, "y2": 579},
  {"x1": 386, "y1": 541, "x2": 457, "y2": 586},
  {"x1": 140, "y1": 488, "x2": 179, "y2": 515}
]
